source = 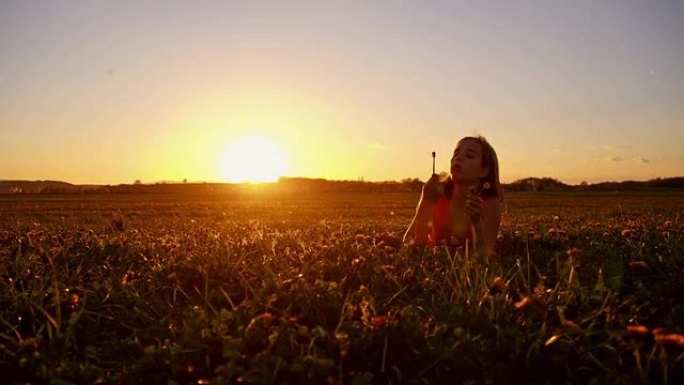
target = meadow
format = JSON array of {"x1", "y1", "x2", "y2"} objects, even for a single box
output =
[{"x1": 1, "y1": 190, "x2": 683, "y2": 384}]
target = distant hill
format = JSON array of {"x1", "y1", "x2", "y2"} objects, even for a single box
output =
[
  {"x1": 1, "y1": 176, "x2": 682, "y2": 195},
  {"x1": 0, "y1": 180, "x2": 79, "y2": 194}
]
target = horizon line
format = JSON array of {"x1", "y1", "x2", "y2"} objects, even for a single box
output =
[{"x1": 1, "y1": 175, "x2": 682, "y2": 187}]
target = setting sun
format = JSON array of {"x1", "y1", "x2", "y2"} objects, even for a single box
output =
[{"x1": 220, "y1": 136, "x2": 289, "y2": 183}]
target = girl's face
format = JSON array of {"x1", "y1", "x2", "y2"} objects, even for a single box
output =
[{"x1": 450, "y1": 138, "x2": 488, "y2": 183}]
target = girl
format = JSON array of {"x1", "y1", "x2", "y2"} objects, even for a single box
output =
[{"x1": 404, "y1": 136, "x2": 502, "y2": 256}]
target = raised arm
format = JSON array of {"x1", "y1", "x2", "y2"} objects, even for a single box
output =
[
  {"x1": 403, "y1": 198, "x2": 436, "y2": 245},
  {"x1": 403, "y1": 174, "x2": 441, "y2": 245}
]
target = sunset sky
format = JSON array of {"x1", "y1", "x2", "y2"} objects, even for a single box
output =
[{"x1": 1, "y1": 1, "x2": 682, "y2": 185}]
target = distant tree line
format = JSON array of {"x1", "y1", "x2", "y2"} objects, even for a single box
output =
[
  {"x1": 503, "y1": 177, "x2": 684, "y2": 192},
  {"x1": 1, "y1": 177, "x2": 683, "y2": 195}
]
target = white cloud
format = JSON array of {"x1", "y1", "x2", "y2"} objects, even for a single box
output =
[{"x1": 632, "y1": 157, "x2": 650, "y2": 164}]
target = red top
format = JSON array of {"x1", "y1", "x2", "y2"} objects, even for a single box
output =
[{"x1": 428, "y1": 196, "x2": 472, "y2": 245}]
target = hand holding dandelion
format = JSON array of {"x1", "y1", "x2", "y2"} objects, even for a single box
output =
[
  {"x1": 478, "y1": 182, "x2": 492, "y2": 196},
  {"x1": 467, "y1": 182, "x2": 491, "y2": 196},
  {"x1": 421, "y1": 173, "x2": 442, "y2": 202},
  {"x1": 465, "y1": 182, "x2": 489, "y2": 223}
]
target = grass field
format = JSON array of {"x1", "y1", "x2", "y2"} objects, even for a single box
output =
[{"x1": 1, "y1": 191, "x2": 683, "y2": 384}]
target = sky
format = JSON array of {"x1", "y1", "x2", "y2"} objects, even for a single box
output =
[{"x1": 1, "y1": 0, "x2": 682, "y2": 185}]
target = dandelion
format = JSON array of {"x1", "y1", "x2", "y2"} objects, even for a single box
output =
[
  {"x1": 432, "y1": 151, "x2": 436, "y2": 174},
  {"x1": 478, "y1": 182, "x2": 492, "y2": 196}
]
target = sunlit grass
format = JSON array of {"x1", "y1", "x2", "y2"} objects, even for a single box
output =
[{"x1": 1, "y1": 192, "x2": 683, "y2": 384}]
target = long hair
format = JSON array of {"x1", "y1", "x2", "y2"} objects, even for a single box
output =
[{"x1": 444, "y1": 136, "x2": 502, "y2": 200}]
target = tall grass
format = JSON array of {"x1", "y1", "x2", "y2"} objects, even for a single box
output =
[{"x1": 0, "y1": 192, "x2": 682, "y2": 384}]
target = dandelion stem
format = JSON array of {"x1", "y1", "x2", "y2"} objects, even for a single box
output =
[{"x1": 432, "y1": 152, "x2": 436, "y2": 174}]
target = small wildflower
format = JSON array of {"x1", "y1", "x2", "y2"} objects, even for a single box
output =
[
  {"x1": 489, "y1": 276, "x2": 506, "y2": 294},
  {"x1": 547, "y1": 228, "x2": 566, "y2": 236},
  {"x1": 544, "y1": 335, "x2": 560, "y2": 347},
  {"x1": 379, "y1": 264, "x2": 394, "y2": 272},
  {"x1": 246, "y1": 312, "x2": 274, "y2": 331},
  {"x1": 515, "y1": 297, "x2": 532, "y2": 310},
  {"x1": 654, "y1": 332, "x2": 684, "y2": 347},
  {"x1": 335, "y1": 332, "x2": 350, "y2": 357},
  {"x1": 66, "y1": 293, "x2": 80, "y2": 310},
  {"x1": 352, "y1": 256, "x2": 366, "y2": 267},
  {"x1": 628, "y1": 261, "x2": 649, "y2": 271},
  {"x1": 371, "y1": 315, "x2": 388, "y2": 327},
  {"x1": 18, "y1": 338, "x2": 38, "y2": 351},
  {"x1": 626, "y1": 325, "x2": 649, "y2": 336},
  {"x1": 563, "y1": 320, "x2": 581, "y2": 331}
]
